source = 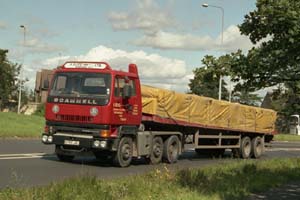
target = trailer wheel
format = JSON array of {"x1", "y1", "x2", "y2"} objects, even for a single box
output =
[
  {"x1": 113, "y1": 137, "x2": 133, "y2": 167},
  {"x1": 239, "y1": 136, "x2": 252, "y2": 159},
  {"x1": 163, "y1": 136, "x2": 180, "y2": 164},
  {"x1": 147, "y1": 136, "x2": 163, "y2": 164},
  {"x1": 251, "y1": 136, "x2": 263, "y2": 158}
]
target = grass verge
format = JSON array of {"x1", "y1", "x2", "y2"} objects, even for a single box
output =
[
  {"x1": 274, "y1": 133, "x2": 300, "y2": 142},
  {"x1": 1, "y1": 158, "x2": 300, "y2": 200},
  {"x1": 0, "y1": 112, "x2": 44, "y2": 138}
]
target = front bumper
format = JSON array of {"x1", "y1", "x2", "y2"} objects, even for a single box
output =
[{"x1": 42, "y1": 133, "x2": 119, "y2": 151}]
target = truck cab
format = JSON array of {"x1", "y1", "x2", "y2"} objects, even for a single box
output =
[
  {"x1": 290, "y1": 115, "x2": 300, "y2": 135},
  {"x1": 42, "y1": 61, "x2": 142, "y2": 166}
]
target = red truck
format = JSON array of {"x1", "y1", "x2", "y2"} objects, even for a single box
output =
[{"x1": 42, "y1": 61, "x2": 276, "y2": 167}]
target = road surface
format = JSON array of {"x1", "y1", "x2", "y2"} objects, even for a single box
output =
[{"x1": 0, "y1": 139, "x2": 299, "y2": 188}]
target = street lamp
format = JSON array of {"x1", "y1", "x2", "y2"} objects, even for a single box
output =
[
  {"x1": 18, "y1": 25, "x2": 26, "y2": 114},
  {"x1": 202, "y1": 3, "x2": 224, "y2": 101}
]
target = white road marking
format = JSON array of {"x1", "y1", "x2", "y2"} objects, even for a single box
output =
[
  {"x1": 0, "y1": 153, "x2": 46, "y2": 157},
  {"x1": 186, "y1": 148, "x2": 300, "y2": 152},
  {"x1": 266, "y1": 148, "x2": 300, "y2": 152},
  {"x1": 0, "y1": 153, "x2": 54, "y2": 160}
]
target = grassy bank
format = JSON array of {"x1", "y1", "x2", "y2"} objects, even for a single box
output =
[
  {"x1": 274, "y1": 134, "x2": 300, "y2": 142},
  {"x1": 0, "y1": 112, "x2": 44, "y2": 138},
  {"x1": 1, "y1": 158, "x2": 300, "y2": 200}
]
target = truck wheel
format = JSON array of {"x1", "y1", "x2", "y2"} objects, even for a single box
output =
[
  {"x1": 251, "y1": 136, "x2": 263, "y2": 158},
  {"x1": 55, "y1": 145, "x2": 74, "y2": 162},
  {"x1": 239, "y1": 136, "x2": 252, "y2": 159},
  {"x1": 113, "y1": 137, "x2": 133, "y2": 167},
  {"x1": 163, "y1": 136, "x2": 180, "y2": 164},
  {"x1": 147, "y1": 136, "x2": 163, "y2": 164}
]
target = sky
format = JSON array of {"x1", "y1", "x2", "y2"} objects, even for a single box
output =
[{"x1": 0, "y1": 0, "x2": 257, "y2": 92}]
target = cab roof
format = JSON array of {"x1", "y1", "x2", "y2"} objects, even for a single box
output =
[{"x1": 55, "y1": 61, "x2": 139, "y2": 78}]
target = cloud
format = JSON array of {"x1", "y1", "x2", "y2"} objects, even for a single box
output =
[
  {"x1": 108, "y1": 0, "x2": 175, "y2": 34},
  {"x1": 29, "y1": 43, "x2": 66, "y2": 54},
  {"x1": 133, "y1": 31, "x2": 215, "y2": 51},
  {"x1": 25, "y1": 45, "x2": 190, "y2": 92},
  {"x1": 71, "y1": 45, "x2": 187, "y2": 79},
  {"x1": 107, "y1": 1, "x2": 253, "y2": 52},
  {"x1": 0, "y1": 21, "x2": 7, "y2": 29},
  {"x1": 18, "y1": 37, "x2": 66, "y2": 54},
  {"x1": 133, "y1": 25, "x2": 253, "y2": 52},
  {"x1": 35, "y1": 28, "x2": 59, "y2": 38},
  {"x1": 221, "y1": 25, "x2": 254, "y2": 52}
]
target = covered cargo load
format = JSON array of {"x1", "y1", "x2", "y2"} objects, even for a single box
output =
[{"x1": 141, "y1": 85, "x2": 276, "y2": 134}]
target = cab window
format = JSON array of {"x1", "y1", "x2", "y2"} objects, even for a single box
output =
[{"x1": 114, "y1": 77, "x2": 136, "y2": 97}]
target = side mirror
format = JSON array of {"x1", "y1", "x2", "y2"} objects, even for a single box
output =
[
  {"x1": 43, "y1": 79, "x2": 49, "y2": 89},
  {"x1": 122, "y1": 84, "x2": 132, "y2": 98}
]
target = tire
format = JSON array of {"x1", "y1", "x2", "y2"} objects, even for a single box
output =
[
  {"x1": 147, "y1": 136, "x2": 163, "y2": 164},
  {"x1": 113, "y1": 137, "x2": 133, "y2": 167},
  {"x1": 239, "y1": 136, "x2": 252, "y2": 159},
  {"x1": 163, "y1": 136, "x2": 180, "y2": 164},
  {"x1": 251, "y1": 136, "x2": 263, "y2": 158}
]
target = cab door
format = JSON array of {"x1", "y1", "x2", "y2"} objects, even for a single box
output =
[{"x1": 112, "y1": 76, "x2": 140, "y2": 125}]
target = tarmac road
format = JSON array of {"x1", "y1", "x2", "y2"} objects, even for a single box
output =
[{"x1": 0, "y1": 139, "x2": 299, "y2": 189}]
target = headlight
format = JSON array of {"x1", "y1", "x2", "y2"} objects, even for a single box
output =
[
  {"x1": 90, "y1": 107, "x2": 98, "y2": 116},
  {"x1": 52, "y1": 105, "x2": 60, "y2": 114},
  {"x1": 93, "y1": 140, "x2": 100, "y2": 147},
  {"x1": 100, "y1": 141, "x2": 107, "y2": 148},
  {"x1": 47, "y1": 135, "x2": 53, "y2": 143},
  {"x1": 42, "y1": 135, "x2": 48, "y2": 142}
]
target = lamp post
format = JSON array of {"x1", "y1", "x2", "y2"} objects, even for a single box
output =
[
  {"x1": 202, "y1": 3, "x2": 224, "y2": 101},
  {"x1": 18, "y1": 25, "x2": 26, "y2": 114}
]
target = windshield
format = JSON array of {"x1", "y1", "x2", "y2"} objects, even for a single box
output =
[{"x1": 49, "y1": 72, "x2": 111, "y2": 105}]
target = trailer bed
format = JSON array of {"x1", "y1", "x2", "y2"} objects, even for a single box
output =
[{"x1": 141, "y1": 85, "x2": 276, "y2": 135}]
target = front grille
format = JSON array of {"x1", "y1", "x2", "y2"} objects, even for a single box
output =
[{"x1": 55, "y1": 114, "x2": 93, "y2": 122}]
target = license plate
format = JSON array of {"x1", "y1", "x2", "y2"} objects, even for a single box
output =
[{"x1": 64, "y1": 140, "x2": 80, "y2": 146}]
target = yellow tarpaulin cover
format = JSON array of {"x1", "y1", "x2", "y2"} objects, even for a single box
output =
[{"x1": 141, "y1": 85, "x2": 276, "y2": 134}]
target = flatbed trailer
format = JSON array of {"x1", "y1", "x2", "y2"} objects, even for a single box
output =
[{"x1": 42, "y1": 61, "x2": 277, "y2": 167}]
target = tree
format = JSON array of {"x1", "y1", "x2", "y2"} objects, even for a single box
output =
[
  {"x1": 231, "y1": 88, "x2": 262, "y2": 106},
  {"x1": 189, "y1": 55, "x2": 229, "y2": 100},
  {"x1": 231, "y1": 0, "x2": 300, "y2": 89},
  {"x1": 189, "y1": 54, "x2": 263, "y2": 105},
  {"x1": 269, "y1": 83, "x2": 300, "y2": 116},
  {"x1": 227, "y1": 0, "x2": 300, "y2": 124},
  {"x1": 261, "y1": 84, "x2": 300, "y2": 132},
  {"x1": 0, "y1": 49, "x2": 21, "y2": 110}
]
